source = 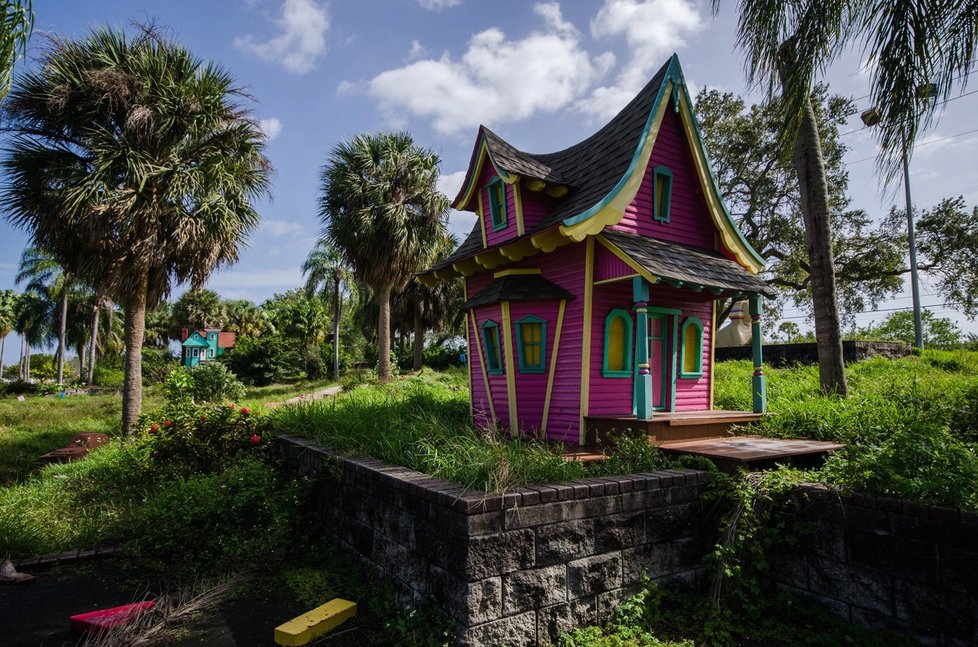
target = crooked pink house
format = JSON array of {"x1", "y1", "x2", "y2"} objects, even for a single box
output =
[{"x1": 419, "y1": 55, "x2": 774, "y2": 447}]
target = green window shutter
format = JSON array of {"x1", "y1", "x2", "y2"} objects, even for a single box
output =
[
  {"x1": 487, "y1": 177, "x2": 508, "y2": 231},
  {"x1": 602, "y1": 308, "x2": 633, "y2": 377},
  {"x1": 652, "y1": 165, "x2": 673, "y2": 223},
  {"x1": 679, "y1": 317, "x2": 704, "y2": 378},
  {"x1": 515, "y1": 315, "x2": 547, "y2": 373},
  {"x1": 481, "y1": 320, "x2": 504, "y2": 375}
]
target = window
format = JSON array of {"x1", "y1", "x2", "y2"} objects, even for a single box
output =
[
  {"x1": 602, "y1": 308, "x2": 633, "y2": 377},
  {"x1": 481, "y1": 319, "x2": 504, "y2": 375},
  {"x1": 679, "y1": 317, "x2": 703, "y2": 378},
  {"x1": 652, "y1": 165, "x2": 673, "y2": 223},
  {"x1": 487, "y1": 177, "x2": 507, "y2": 230},
  {"x1": 515, "y1": 315, "x2": 547, "y2": 373}
]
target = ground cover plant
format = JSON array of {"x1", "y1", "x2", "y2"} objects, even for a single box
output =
[
  {"x1": 715, "y1": 349, "x2": 978, "y2": 510},
  {"x1": 270, "y1": 367, "x2": 674, "y2": 492}
]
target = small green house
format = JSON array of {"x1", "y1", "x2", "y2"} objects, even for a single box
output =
[{"x1": 180, "y1": 328, "x2": 236, "y2": 367}]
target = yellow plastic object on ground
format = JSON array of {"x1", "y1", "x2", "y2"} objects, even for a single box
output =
[{"x1": 274, "y1": 598, "x2": 357, "y2": 646}]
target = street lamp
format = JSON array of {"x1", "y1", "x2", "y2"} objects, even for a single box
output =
[{"x1": 860, "y1": 84, "x2": 934, "y2": 350}]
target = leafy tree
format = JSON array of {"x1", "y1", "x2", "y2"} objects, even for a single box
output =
[
  {"x1": 143, "y1": 303, "x2": 173, "y2": 349},
  {"x1": 264, "y1": 289, "x2": 328, "y2": 378},
  {"x1": 0, "y1": 0, "x2": 31, "y2": 100},
  {"x1": 716, "y1": 0, "x2": 978, "y2": 394},
  {"x1": 858, "y1": 310, "x2": 963, "y2": 347},
  {"x1": 303, "y1": 239, "x2": 349, "y2": 380},
  {"x1": 13, "y1": 289, "x2": 49, "y2": 381},
  {"x1": 224, "y1": 299, "x2": 275, "y2": 340},
  {"x1": 223, "y1": 334, "x2": 302, "y2": 386},
  {"x1": 1, "y1": 27, "x2": 271, "y2": 431},
  {"x1": 695, "y1": 87, "x2": 904, "y2": 327},
  {"x1": 319, "y1": 132, "x2": 449, "y2": 383},
  {"x1": 171, "y1": 289, "x2": 228, "y2": 337}
]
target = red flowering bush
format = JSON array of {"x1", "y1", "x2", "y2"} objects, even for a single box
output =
[{"x1": 140, "y1": 402, "x2": 268, "y2": 473}]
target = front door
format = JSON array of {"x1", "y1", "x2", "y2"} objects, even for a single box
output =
[{"x1": 649, "y1": 314, "x2": 669, "y2": 410}]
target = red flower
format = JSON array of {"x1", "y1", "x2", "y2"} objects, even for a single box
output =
[
  {"x1": 240, "y1": 407, "x2": 250, "y2": 416},
  {"x1": 229, "y1": 403, "x2": 236, "y2": 410},
  {"x1": 150, "y1": 423, "x2": 160, "y2": 434},
  {"x1": 163, "y1": 420, "x2": 172, "y2": 428},
  {"x1": 249, "y1": 434, "x2": 260, "y2": 444},
  {"x1": 200, "y1": 415, "x2": 207, "y2": 422}
]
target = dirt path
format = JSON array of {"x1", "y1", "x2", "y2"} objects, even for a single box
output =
[{"x1": 265, "y1": 385, "x2": 342, "y2": 409}]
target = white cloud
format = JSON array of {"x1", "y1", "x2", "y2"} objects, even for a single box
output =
[
  {"x1": 578, "y1": 0, "x2": 703, "y2": 119},
  {"x1": 407, "y1": 39, "x2": 428, "y2": 61},
  {"x1": 259, "y1": 117, "x2": 283, "y2": 141},
  {"x1": 261, "y1": 218, "x2": 306, "y2": 237},
  {"x1": 208, "y1": 268, "x2": 305, "y2": 291},
  {"x1": 365, "y1": 3, "x2": 613, "y2": 135},
  {"x1": 416, "y1": 0, "x2": 463, "y2": 10},
  {"x1": 235, "y1": 0, "x2": 329, "y2": 74},
  {"x1": 437, "y1": 170, "x2": 477, "y2": 241}
]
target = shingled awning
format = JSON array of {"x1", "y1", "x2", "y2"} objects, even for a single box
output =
[
  {"x1": 600, "y1": 230, "x2": 775, "y2": 297},
  {"x1": 462, "y1": 274, "x2": 575, "y2": 310}
]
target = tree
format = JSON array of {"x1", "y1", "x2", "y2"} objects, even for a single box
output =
[
  {"x1": 318, "y1": 132, "x2": 450, "y2": 383},
  {"x1": 0, "y1": 0, "x2": 32, "y2": 100},
  {"x1": 13, "y1": 289, "x2": 49, "y2": 381},
  {"x1": 303, "y1": 239, "x2": 349, "y2": 380},
  {"x1": 171, "y1": 289, "x2": 228, "y2": 337},
  {"x1": 224, "y1": 299, "x2": 275, "y2": 340},
  {"x1": 859, "y1": 310, "x2": 963, "y2": 347},
  {"x1": 15, "y1": 247, "x2": 74, "y2": 384},
  {"x1": 1, "y1": 27, "x2": 271, "y2": 431},
  {"x1": 0, "y1": 289, "x2": 17, "y2": 378},
  {"x1": 717, "y1": 0, "x2": 978, "y2": 394},
  {"x1": 695, "y1": 87, "x2": 905, "y2": 328},
  {"x1": 264, "y1": 289, "x2": 328, "y2": 378}
]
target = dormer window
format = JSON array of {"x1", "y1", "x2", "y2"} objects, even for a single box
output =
[
  {"x1": 487, "y1": 177, "x2": 507, "y2": 230},
  {"x1": 652, "y1": 166, "x2": 672, "y2": 223}
]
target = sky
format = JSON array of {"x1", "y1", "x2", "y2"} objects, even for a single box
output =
[{"x1": 1, "y1": 0, "x2": 976, "y2": 364}]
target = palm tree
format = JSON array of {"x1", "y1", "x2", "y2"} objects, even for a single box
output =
[
  {"x1": 0, "y1": 289, "x2": 17, "y2": 378},
  {"x1": 16, "y1": 247, "x2": 74, "y2": 384},
  {"x1": 717, "y1": 0, "x2": 978, "y2": 395},
  {"x1": 0, "y1": 0, "x2": 32, "y2": 100},
  {"x1": 225, "y1": 299, "x2": 275, "y2": 340},
  {"x1": 303, "y1": 239, "x2": 348, "y2": 380},
  {"x1": 170, "y1": 288, "x2": 228, "y2": 337},
  {"x1": 318, "y1": 132, "x2": 450, "y2": 383},
  {"x1": 1, "y1": 26, "x2": 271, "y2": 431},
  {"x1": 13, "y1": 289, "x2": 49, "y2": 381}
]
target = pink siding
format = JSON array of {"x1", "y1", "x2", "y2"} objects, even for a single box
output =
[
  {"x1": 594, "y1": 243, "x2": 636, "y2": 282},
  {"x1": 614, "y1": 107, "x2": 715, "y2": 249},
  {"x1": 587, "y1": 281, "x2": 635, "y2": 417},
  {"x1": 469, "y1": 302, "x2": 510, "y2": 428},
  {"x1": 510, "y1": 301, "x2": 561, "y2": 434},
  {"x1": 518, "y1": 189, "x2": 556, "y2": 232}
]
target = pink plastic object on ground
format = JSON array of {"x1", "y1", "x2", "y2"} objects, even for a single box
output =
[{"x1": 69, "y1": 600, "x2": 156, "y2": 635}]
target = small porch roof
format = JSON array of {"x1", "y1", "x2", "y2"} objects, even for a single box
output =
[
  {"x1": 462, "y1": 274, "x2": 575, "y2": 310},
  {"x1": 599, "y1": 230, "x2": 776, "y2": 297}
]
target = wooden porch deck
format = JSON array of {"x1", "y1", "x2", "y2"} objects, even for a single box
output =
[
  {"x1": 584, "y1": 410, "x2": 764, "y2": 446},
  {"x1": 657, "y1": 436, "x2": 843, "y2": 473}
]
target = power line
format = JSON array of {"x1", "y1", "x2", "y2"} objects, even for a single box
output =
[
  {"x1": 778, "y1": 302, "x2": 958, "y2": 321},
  {"x1": 840, "y1": 88, "x2": 978, "y2": 137},
  {"x1": 845, "y1": 127, "x2": 978, "y2": 165},
  {"x1": 848, "y1": 64, "x2": 978, "y2": 101}
]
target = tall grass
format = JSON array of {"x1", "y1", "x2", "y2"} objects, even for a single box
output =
[{"x1": 270, "y1": 368, "x2": 671, "y2": 492}]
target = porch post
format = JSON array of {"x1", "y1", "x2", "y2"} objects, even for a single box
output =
[
  {"x1": 633, "y1": 277, "x2": 653, "y2": 419},
  {"x1": 748, "y1": 294, "x2": 767, "y2": 414}
]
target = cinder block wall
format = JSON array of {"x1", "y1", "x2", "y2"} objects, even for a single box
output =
[
  {"x1": 277, "y1": 435, "x2": 714, "y2": 646},
  {"x1": 768, "y1": 485, "x2": 978, "y2": 646}
]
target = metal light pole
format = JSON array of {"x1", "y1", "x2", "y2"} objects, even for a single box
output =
[{"x1": 861, "y1": 86, "x2": 931, "y2": 350}]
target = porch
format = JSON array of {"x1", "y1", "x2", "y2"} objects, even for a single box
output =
[{"x1": 583, "y1": 410, "x2": 764, "y2": 445}]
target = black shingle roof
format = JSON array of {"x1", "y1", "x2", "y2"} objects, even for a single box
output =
[
  {"x1": 600, "y1": 230, "x2": 775, "y2": 297},
  {"x1": 462, "y1": 274, "x2": 575, "y2": 310}
]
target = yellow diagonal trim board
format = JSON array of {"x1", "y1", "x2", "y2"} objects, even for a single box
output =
[
  {"x1": 274, "y1": 599, "x2": 357, "y2": 646},
  {"x1": 469, "y1": 310, "x2": 497, "y2": 426},
  {"x1": 500, "y1": 301, "x2": 519, "y2": 432}
]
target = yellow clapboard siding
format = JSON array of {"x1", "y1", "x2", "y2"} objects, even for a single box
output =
[{"x1": 274, "y1": 599, "x2": 357, "y2": 646}]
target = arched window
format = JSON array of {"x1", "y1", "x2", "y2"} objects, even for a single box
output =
[
  {"x1": 652, "y1": 165, "x2": 673, "y2": 223},
  {"x1": 481, "y1": 319, "x2": 504, "y2": 375},
  {"x1": 515, "y1": 315, "x2": 547, "y2": 373},
  {"x1": 680, "y1": 317, "x2": 704, "y2": 378},
  {"x1": 487, "y1": 177, "x2": 508, "y2": 230},
  {"x1": 602, "y1": 308, "x2": 633, "y2": 377}
]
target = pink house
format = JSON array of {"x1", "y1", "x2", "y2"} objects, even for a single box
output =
[{"x1": 419, "y1": 55, "x2": 774, "y2": 447}]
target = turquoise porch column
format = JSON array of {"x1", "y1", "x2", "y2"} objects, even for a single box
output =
[
  {"x1": 633, "y1": 277, "x2": 653, "y2": 419},
  {"x1": 748, "y1": 294, "x2": 767, "y2": 414}
]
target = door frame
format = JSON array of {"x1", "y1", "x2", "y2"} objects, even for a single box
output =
[{"x1": 633, "y1": 306, "x2": 680, "y2": 413}]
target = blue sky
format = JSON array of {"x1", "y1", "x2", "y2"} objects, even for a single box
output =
[{"x1": 2, "y1": 0, "x2": 976, "y2": 363}]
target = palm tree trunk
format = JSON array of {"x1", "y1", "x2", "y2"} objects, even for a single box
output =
[
  {"x1": 377, "y1": 285, "x2": 392, "y2": 383},
  {"x1": 25, "y1": 344, "x2": 30, "y2": 382},
  {"x1": 18, "y1": 336, "x2": 24, "y2": 380},
  {"x1": 413, "y1": 302, "x2": 424, "y2": 371},
  {"x1": 779, "y1": 47, "x2": 848, "y2": 396},
  {"x1": 0, "y1": 335, "x2": 5, "y2": 380},
  {"x1": 79, "y1": 343, "x2": 87, "y2": 383},
  {"x1": 57, "y1": 287, "x2": 68, "y2": 385},
  {"x1": 88, "y1": 301, "x2": 100, "y2": 387},
  {"x1": 121, "y1": 277, "x2": 148, "y2": 433},
  {"x1": 333, "y1": 277, "x2": 340, "y2": 381}
]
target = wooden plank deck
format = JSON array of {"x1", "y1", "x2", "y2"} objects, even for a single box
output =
[
  {"x1": 584, "y1": 410, "x2": 764, "y2": 445},
  {"x1": 658, "y1": 435, "x2": 843, "y2": 473}
]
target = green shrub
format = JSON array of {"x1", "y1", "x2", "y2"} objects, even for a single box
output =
[
  {"x1": 141, "y1": 348, "x2": 178, "y2": 384},
  {"x1": 93, "y1": 363, "x2": 125, "y2": 388},
  {"x1": 142, "y1": 402, "x2": 267, "y2": 474},
  {"x1": 223, "y1": 335, "x2": 303, "y2": 386},
  {"x1": 190, "y1": 362, "x2": 247, "y2": 403},
  {"x1": 130, "y1": 457, "x2": 308, "y2": 572}
]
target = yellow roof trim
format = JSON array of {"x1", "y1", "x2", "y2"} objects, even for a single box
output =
[{"x1": 493, "y1": 268, "x2": 541, "y2": 278}]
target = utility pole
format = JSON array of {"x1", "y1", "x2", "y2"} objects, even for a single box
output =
[{"x1": 900, "y1": 130, "x2": 924, "y2": 350}]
